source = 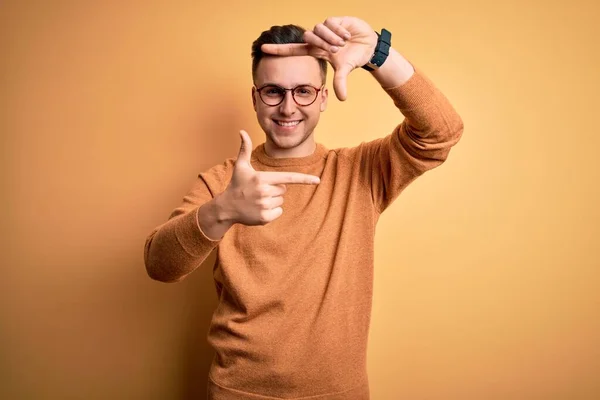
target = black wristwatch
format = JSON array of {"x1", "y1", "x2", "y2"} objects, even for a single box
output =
[{"x1": 362, "y1": 28, "x2": 392, "y2": 71}]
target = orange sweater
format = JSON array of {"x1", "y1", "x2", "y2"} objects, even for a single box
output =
[{"x1": 144, "y1": 70, "x2": 463, "y2": 399}]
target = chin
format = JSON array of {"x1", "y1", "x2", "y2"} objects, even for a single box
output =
[
  {"x1": 269, "y1": 134, "x2": 304, "y2": 149},
  {"x1": 270, "y1": 129, "x2": 315, "y2": 153}
]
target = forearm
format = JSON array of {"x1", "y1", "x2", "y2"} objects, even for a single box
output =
[
  {"x1": 364, "y1": 61, "x2": 463, "y2": 212},
  {"x1": 371, "y1": 47, "x2": 415, "y2": 89},
  {"x1": 144, "y1": 201, "x2": 223, "y2": 282},
  {"x1": 384, "y1": 66, "x2": 463, "y2": 146}
]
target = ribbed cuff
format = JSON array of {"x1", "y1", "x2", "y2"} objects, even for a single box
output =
[{"x1": 173, "y1": 206, "x2": 221, "y2": 257}]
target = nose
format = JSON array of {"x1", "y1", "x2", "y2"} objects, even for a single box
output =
[{"x1": 278, "y1": 90, "x2": 297, "y2": 116}]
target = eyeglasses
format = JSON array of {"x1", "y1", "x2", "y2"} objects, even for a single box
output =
[{"x1": 254, "y1": 84, "x2": 323, "y2": 106}]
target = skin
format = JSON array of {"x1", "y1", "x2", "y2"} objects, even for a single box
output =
[{"x1": 252, "y1": 55, "x2": 329, "y2": 159}]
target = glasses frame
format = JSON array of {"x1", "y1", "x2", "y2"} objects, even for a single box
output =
[{"x1": 254, "y1": 84, "x2": 324, "y2": 107}]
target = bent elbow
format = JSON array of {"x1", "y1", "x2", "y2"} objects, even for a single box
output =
[
  {"x1": 144, "y1": 237, "x2": 185, "y2": 283},
  {"x1": 145, "y1": 259, "x2": 186, "y2": 283},
  {"x1": 450, "y1": 114, "x2": 464, "y2": 143}
]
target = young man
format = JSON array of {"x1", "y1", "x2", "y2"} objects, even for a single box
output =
[{"x1": 145, "y1": 16, "x2": 463, "y2": 400}]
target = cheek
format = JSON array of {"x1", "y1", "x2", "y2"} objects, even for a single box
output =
[
  {"x1": 256, "y1": 106, "x2": 270, "y2": 119},
  {"x1": 304, "y1": 107, "x2": 321, "y2": 121}
]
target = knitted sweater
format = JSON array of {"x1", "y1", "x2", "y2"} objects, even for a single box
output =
[{"x1": 144, "y1": 70, "x2": 463, "y2": 399}]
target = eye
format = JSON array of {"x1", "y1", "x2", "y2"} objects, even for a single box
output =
[
  {"x1": 263, "y1": 86, "x2": 284, "y2": 96},
  {"x1": 295, "y1": 86, "x2": 316, "y2": 97}
]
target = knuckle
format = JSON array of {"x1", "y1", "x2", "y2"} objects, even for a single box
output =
[
  {"x1": 254, "y1": 197, "x2": 265, "y2": 207},
  {"x1": 256, "y1": 186, "x2": 267, "y2": 197},
  {"x1": 259, "y1": 211, "x2": 270, "y2": 225}
]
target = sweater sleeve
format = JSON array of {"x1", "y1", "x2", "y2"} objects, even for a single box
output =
[
  {"x1": 358, "y1": 69, "x2": 464, "y2": 214},
  {"x1": 143, "y1": 160, "x2": 233, "y2": 282}
]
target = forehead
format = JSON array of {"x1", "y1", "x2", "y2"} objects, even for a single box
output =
[{"x1": 255, "y1": 55, "x2": 322, "y2": 86}]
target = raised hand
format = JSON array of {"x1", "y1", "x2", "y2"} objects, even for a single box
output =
[
  {"x1": 261, "y1": 16, "x2": 378, "y2": 101},
  {"x1": 220, "y1": 130, "x2": 321, "y2": 226}
]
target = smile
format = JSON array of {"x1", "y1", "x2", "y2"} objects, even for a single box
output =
[{"x1": 274, "y1": 120, "x2": 302, "y2": 127}]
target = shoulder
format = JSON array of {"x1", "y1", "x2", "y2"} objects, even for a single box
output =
[{"x1": 326, "y1": 137, "x2": 388, "y2": 164}]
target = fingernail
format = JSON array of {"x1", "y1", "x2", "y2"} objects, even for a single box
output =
[
  {"x1": 330, "y1": 46, "x2": 339, "y2": 53},
  {"x1": 339, "y1": 40, "x2": 346, "y2": 46},
  {"x1": 344, "y1": 33, "x2": 351, "y2": 39}
]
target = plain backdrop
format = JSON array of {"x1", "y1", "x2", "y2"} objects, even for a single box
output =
[{"x1": 1, "y1": 1, "x2": 599, "y2": 399}]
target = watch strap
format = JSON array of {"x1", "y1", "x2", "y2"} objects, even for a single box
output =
[{"x1": 362, "y1": 28, "x2": 392, "y2": 71}]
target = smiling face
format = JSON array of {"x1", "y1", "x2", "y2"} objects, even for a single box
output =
[{"x1": 252, "y1": 55, "x2": 328, "y2": 158}]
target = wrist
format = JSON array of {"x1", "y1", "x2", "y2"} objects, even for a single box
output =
[
  {"x1": 196, "y1": 194, "x2": 235, "y2": 241},
  {"x1": 371, "y1": 47, "x2": 414, "y2": 88},
  {"x1": 362, "y1": 28, "x2": 392, "y2": 72},
  {"x1": 214, "y1": 191, "x2": 236, "y2": 226}
]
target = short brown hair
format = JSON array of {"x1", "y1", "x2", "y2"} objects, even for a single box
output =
[{"x1": 251, "y1": 24, "x2": 327, "y2": 83}]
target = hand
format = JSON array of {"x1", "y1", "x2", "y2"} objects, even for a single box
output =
[
  {"x1": 261, "y1": 16, "x2": 378, "y2": 101},
  {"x1": 219, "y1": 130, "x2": 320, "y2": 226}
]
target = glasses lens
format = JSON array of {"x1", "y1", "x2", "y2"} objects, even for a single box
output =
[
  {"x1": 260, "y1": 85, "x2": 285, "y2": 105},
  {"x1": 293, "y1": 86, "x2": 318, "y2": 106}
]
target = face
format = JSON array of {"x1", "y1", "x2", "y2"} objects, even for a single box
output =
[{"x1": 252, "y1": 55, "x2": 328, "y2": 158}]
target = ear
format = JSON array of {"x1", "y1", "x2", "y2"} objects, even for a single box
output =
[
  {"x1": 319, "y1": 87, "x2": 328, "y2": 112},
  {"x1": 251, "y1": 86, "x2": 257, "y2": 111}
]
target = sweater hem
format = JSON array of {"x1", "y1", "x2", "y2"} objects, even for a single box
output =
[{"x1": 207, "y1": 375, "x2": 369, "y2": 400}]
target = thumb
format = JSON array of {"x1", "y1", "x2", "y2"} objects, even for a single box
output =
[
  {"x1": 333, "y1": 63, "x2": 354, "y2": 101},
  {"x1": 236, "y1": 130, "x2": 253, "y2": 166}
]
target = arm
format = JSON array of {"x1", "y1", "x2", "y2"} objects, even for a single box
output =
[
  {"x1": 371, "y1": 46, "x2": 414, "y2": 89},
  {"x1": 363, "y1": 65, "x2": 464, "y2": 213},
  {"x1": 367, "y1": 32, "x2": 463, "y2": 212},
  {"x1": 144, "y1": 131, "x2": 321, "y2": 282},
  {"x1": 144, "y1": 177, "x2": 225, "y2": 283}
]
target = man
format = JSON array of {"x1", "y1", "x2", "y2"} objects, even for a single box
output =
[{"x1": 144, "y1": 15, "x2": 463, "y2": 400}]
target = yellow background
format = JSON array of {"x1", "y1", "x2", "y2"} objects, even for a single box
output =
[{"x1": 1, "y1": 1, "x2": 599, "y2": 399}]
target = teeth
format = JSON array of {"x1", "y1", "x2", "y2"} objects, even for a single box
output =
[{"x1": 276, "y1": 120, "x2": 300, "y2": 127}]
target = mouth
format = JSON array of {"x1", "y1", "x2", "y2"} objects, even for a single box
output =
[{"x1": 273, "y1": 119, "x2": 302, "y2": 127}]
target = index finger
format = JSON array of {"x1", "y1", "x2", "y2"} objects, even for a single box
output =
[
  {"x1": 259, "y1": 171, "x2": 320, "y2": 185},
  {"x1": 261, "y1": 43, "x2": 310, "y2": 56}
]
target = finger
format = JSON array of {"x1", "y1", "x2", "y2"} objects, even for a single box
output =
[
  {"x1": 265, "y1": 184, "x2": 287, "y2": 197},
  {"x1": 266, "y1": 196, "x2": 284, "y2": 209},
  {"x1": 259, "y1": 171, "x2": 320, "y2": 185},
  {"x1": 333, "y1": 63, "x2": 354, "y2": 101},
  {"x1": 302, "y1": 31, "x2": 340, "y2": 55},
  {"x1": 237, "y1": 130, "x2": 253, "y2": 165},
  {"x1": 323, "y1": 16, "x2": 351, "y2": 40},
  {"x1": 312, "y1": 23, "x2": 346, "y2": 47},
  {"x1": 261, "y1": 42, "x2": 329, "y2": 59},
  {"x1": 257, "y1": 183, "x2": 286, "y2": 197},
  {"x1": 261, "y1": 207, "x2": 283, "y2": 224},
  {"x1": 261, "y1": 43, "x2": 310, "y2": 56}
]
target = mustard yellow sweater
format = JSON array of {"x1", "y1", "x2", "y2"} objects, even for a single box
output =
[{"x1": 144, "y1": 70, "x2": 463, "y2": 399}]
